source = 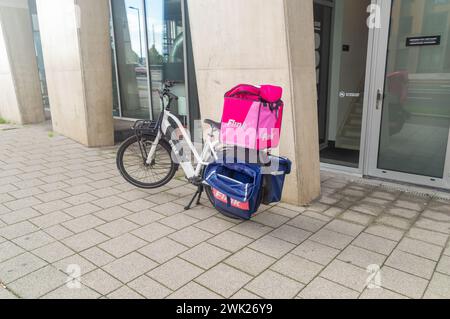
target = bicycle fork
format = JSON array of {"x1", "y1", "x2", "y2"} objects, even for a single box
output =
[{"x1": 145, "y1": 131, "x2": 162, "y2": 165}]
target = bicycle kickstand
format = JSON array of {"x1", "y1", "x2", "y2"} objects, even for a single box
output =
[{"x1": 184, "y1": 185, "x2": 204, "y2": 211}]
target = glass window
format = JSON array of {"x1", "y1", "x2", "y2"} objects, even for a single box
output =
[
  {"x1": 377, "y1": 0, "x2": 450, "y2": 178},
  {"x1": 110, "y1": 0, "x2": 200, "y2": 132},
  {"x1": 28, "y1": 0, "x2": 50, "y2": 112},
  {"x1": 145, "y1": 0, "x2": 187, "y2": 124},
  {"x1": 111, "y1": 0, "x2": 151, "y2": 119}
]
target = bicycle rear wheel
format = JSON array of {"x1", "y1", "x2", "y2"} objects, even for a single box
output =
[{"x1": 116, "y1": 135, "x2": 178, "y2": 189}]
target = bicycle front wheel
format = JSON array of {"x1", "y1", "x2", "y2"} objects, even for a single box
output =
[{"x1": 116, "y1": 135, "x2": 177, "y2": 189}]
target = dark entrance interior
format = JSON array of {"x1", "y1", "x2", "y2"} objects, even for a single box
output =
[{"x1": 313, "y1": 0, "x2": 371, "y2": 168}]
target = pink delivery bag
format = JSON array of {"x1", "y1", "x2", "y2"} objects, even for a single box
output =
[{"x1": 220, "y1": 84, "x2": 284, "y2": 150}]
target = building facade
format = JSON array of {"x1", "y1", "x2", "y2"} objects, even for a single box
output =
[{"x1": 1, "y1": 0, "x2": 450, "y2": 204}]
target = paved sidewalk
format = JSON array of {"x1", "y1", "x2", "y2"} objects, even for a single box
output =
[{"x1": 0, "y1": 123, "x2": 449, "y2": 299}]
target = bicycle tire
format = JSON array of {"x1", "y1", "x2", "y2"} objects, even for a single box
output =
[{"x1": 117, "y1": 135, "x2": 178, "y2": 189}]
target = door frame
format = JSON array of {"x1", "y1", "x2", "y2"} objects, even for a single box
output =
[{"x1": 363, "y1": 0, "x2": 450, "y2": 189}]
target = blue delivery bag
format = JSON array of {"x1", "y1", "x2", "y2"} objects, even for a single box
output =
[
  {"x1": 261, "y1": 156, "x2": 292, "y2": 205},
  {"x1": 205, "y1": 163, "x2": 263, "y2": 220}
]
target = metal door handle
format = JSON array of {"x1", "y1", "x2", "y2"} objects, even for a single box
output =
[{"x1": 376, "y1": 89, "x2": 383, "y2": 110}]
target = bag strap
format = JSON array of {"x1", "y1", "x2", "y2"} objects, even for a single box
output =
[{"x1": 261, "y1": 99, "x2": 283, "y2": 118}]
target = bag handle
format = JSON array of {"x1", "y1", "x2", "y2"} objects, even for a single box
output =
[{"x1": 261, "y1": 99, "x2": 283, "y2": 118}]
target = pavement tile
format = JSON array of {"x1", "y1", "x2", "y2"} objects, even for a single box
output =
[
  {"x1": 99, "y1": 233, "x2": 147, "y2": 258},
  {"x1": 120, "y1": 199, "x2": 156, "y2": 213},
  {"x1": 183, "y1": 205, "x2": 217, "y2": 221},
  {"x1": 128, "y1": 275, "x2": 172, "y2": 299},
  {"x1": 321, "y1": 260, "x2": 369, "y2": 292},
  {"x1": 107, "y1": 286, "x2": 144, "y2": 299},
  {"x1": 325, "y1": 219, "x2": 365, "y2": 237},
  {"x1": 33, "y1": 242, "x2": 75, "y2": 263},
  {"x1": 196, "y1": 263, "x2": 252, "y2": 298},
  {"x1": 152, "y1": 202, "x2": 185, "y2": 216},
  {"x1": 0, "y1": 207, "x2": 41, "y2": 225},
  {"x1": 125, "y1": 210, "x2": 164, "y2": 226},
  {"x1": 339, "y1": 211, "x2": 374, "y2": 226},
  {"x1": 0, "y1": 287, "x2": 17, "y2": 299},
  {"x1": 33, "y1": 200, "x2": 72, "y2": 215},
  {"x1": 397, "y1": 238, "x2": 443, "y2": 261},
  {"x1": 42, "y1": 284, "x2": 101, "y2": 299},
  {"x1": 309, "y1": 229, "x2": 354, "y2": 250},
  {"x1": 288, "y1": 215, "x2": 327, "y2": 233},
  {"x1": 3, "y1": 196, "x2": 42, "y2": 211},
  {"x1": 385, "y1": 250, "x2": 436, "y2": 280},
  {"x1": 8, "y1": 265, "x2": 67, "y2": 298},
  {"x1": 298, "y1": 277, "x2": 359, "y2": 299},
  {"x1": 63, "y1": 229, "x2": 109, "y2": 252},
  {"x1": 0, "y1": 221, "x2": 40, "y2": 240},
  {"x1": 338, "y1": 245, "x2": 386, "y2": 269},
  {"x1": 53, "y1": 254, "x2": 97, "y2": 276},
  {"x1": 359, "y1": 288, "x2": 408, "y2": 299},
  {"x1": 230, "y1": 222, "x2": 273, "y2": 240},
  {"x1": 269, "y1": 225, "x2": 311, "y2": 245},
  {"x1": 225, "y1": 248, "x2": 275, "y2": 276},
  {"x1": 386, "y1": 207, "x2": 419, "y2": 220},
  {"x1": 83, "y1": 269, "x2": 123, "y2": 295},
  {"x1": 0, "y1": 241, "x2": 25, "y2": 263},
  {"x1": 407, "y1": 227, "x2": 448, "y2": 246},
  {"x1": 424, "y1": 273, "x2": 450, "y2": 299},
  {"x1": 132, "y1": 222, "x2": 175, "y2": 243},
  {"x1": 159, "y1": 213, "x2": 199, "y2": 230},
  {"x1": 180, "y1": 243, "x2": 230, "y2": 269},
  {"x1": 80, "y1": 247, "x2": 115, "y2": 267},
  {"x1": 13, "y1": 231, "x2": 55, "y2": 250},
  {"x1": 95, "y1": 219, "x2": 139, "y2": 237},
  {"x1": 291, "y1": 240, "x2": 340, "y2": 265},
  {"x1": 252, "y1": 211, "x2": 289, "y2": 228},
  {"x1": 415, "y1": 218, "x2": 450, "y2": 234},
  {"x1": 231, "y1": 289, "x2": 262, "y2": 299},
  {"x1": 246, "y1": 270, "x2": 304, "y2": 299},
  {"x1": 351, "y1": 203, "x2": 384, "y2": 216},
  {"x1": 30, "y1": 211, "x2": 72, "y2": 229},
  {"x1": 43, "y1": 225, "x2": 74, "y2": 240},
  {"x1": 138, "y1": 237, "x2": 187, "y2": 264},
  {"x1": 249, "y1": 235, "x2": 295, "y2": 259},
  {"x1": 195, "y1": 217, "x2": 236, "y2": 235},
  {"x1": 208, "y1": 231, "x2": 254, "y2": 253},
  {"x1": 268, "y1": 205, "x2": 303, "y2": 218},
  {"x1": 35, "y1": 190, "x2": 70, "y2": 203},
  {"x1": 169, "y1": 282, "x2": 222, "y2": 299},
  {"x1": 377, "y1": 215, "x2": 411, "y2": 230},
  {"x1": 0, "y1": 252, "x2": 47, "y2": 284},
  {"x1": 63, "y1": 203, "x2": 102, "y2": 218},
  {"x1": 93, "y1": 196, "x2": 128, "y2": 210},
  {"x1": 104, "y1": 252, "x2": 158, "y2": 283},
  {"x1": 169, "y1": 226, "x2": 214, "y2": 248},
  {"x1": 62, "y1": 215, "x2": 105, "y2": 234},
  {"x1": 436, "y1": 255, "x2": 450, "y2": 276},
  {"x1": 148, "y1": 257, "x2": 203, "y2": 290},
  {"x1": 271, "y1": 254, "x2": 323, "y2": 284},
  {"x1": 380, "y1": 266, "x2": 429, "y2": 299},
  {"x1": 365, "y1": 225, "x2": 404, "y2": 241},
  {"x1": 352, "y1": 233, "x2": 397, "y2": 256}
]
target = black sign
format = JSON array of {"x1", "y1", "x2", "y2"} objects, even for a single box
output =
[{"x1": 406, "y1": 35, "x2": 441, "y2": 47}]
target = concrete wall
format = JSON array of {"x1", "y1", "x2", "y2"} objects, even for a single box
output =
[
  {"x1": 35, "y1": 0, "x2": 113, "y2": 147},
  {"x1": 0, "y1": 0, "x2": 44, "y2": 124},
  {"x1": 187, "y1": 0, "x2": 321, "y2": 205}
]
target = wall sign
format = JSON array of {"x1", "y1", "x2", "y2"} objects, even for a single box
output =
[{"x1": 406, "y1": 35, "x2": 441, "y2": 47}]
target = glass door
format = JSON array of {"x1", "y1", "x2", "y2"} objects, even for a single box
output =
[{"x1": 366, "y1": 0, "x2": 450, "y2": 188}]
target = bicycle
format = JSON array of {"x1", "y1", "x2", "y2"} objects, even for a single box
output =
[{"x1": 117, "y1": 81, "x2": 266, "y2": 213}]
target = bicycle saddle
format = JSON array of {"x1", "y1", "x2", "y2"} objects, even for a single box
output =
[{"x1": 204, "y1": 119, "x2": 221, "y2": 130}]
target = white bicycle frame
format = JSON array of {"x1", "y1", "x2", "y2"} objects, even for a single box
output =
[{"x1": 146, "y1": 109, "x2": 220, "y2": 180}]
